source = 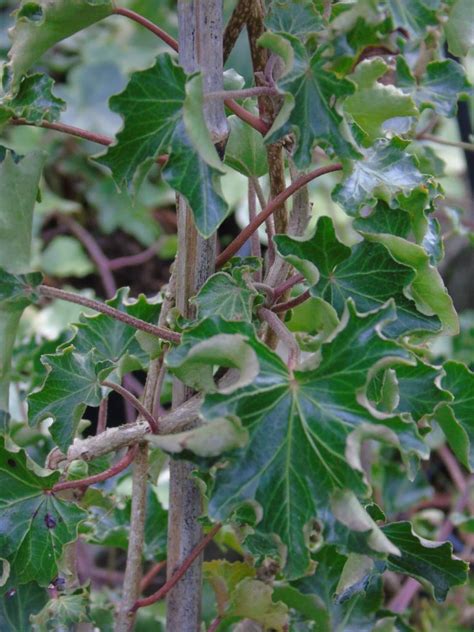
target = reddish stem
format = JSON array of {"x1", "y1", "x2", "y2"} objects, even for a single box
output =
[
  {"x1": 102, "y1": 381, "x2": 159, "y2": 433},
  {"x1": 207, "y1": 616, "x2": 222, "y2": 632},
  {"x1": 259, "y1": 307, "x2": 300, "y2": 370},
  {"x1": 108, "y1": 242, "x2": 161, "y2": 271},
  {"x1": 272, "y1": 289, "x2": 311, "y2": 313},
  {"x1": 216, "y1": 164, "x2": 343, "y2": 267},
  {"x1": 273, "y1": 274, "x2": 305, "y2": 300},
  {"x1": 140, "y1": 560, "x2": 167, "y2": 593},
  {"x1": 131, "y1": 523, "x2": 222, "y2": 612},
  {"x1": 39, "y1": 285, "x2": 181, "y2": 344},
  {"x1": 223, "y1": 98, "x2": 269, "y2": 134},
  {"x1": 59, "y1": 215, "x2": 117, "y2": 298},
  {"x1": 113, "y1": 7, "x2": 179, "y2": 52},
  {"x1": 51, "y1": 446, "x2": 137, "y2": 492}
]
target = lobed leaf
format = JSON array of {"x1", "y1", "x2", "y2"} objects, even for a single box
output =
[{"x1": 0, "y1": 437, "x2": 87, "y2": 588}]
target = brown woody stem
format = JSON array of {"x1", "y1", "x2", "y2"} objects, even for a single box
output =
[{"x1": 272, "y1": 289, "x2": 311, "y2": 313}]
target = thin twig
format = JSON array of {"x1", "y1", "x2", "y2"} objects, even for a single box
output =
[
  {"x1": 250, "y1": 177, "x2": 276, "y2": 267},
  {"x1": 438, "y1": 445, "x2": 467, "y2": 494},
  {"x1": 258, "y1": 307, "x2": 300, "y2": 371},
  {"x1": 272, "y1": 289, "x2": 311, "y2": 313},
  {"x1": 39, "y1": 285, "x2": 181, "y2": 344},
  {"x1": 140, "y1": 560, "x2": 167, "y2": 593},
  {"x1": 10, "y1": 118, "x2": 169, "y2": 165},
  {"x1": 116, "y1": 443, "x2": 149, "y2": 632},
  {"x1": 108, "y1": 242, "x2": 162, "y2": 271},
  {"x1": 58, "y1": 215, "x2": 116, "y2": 298},
  {"x1": 113, "y1": 7, "x2": 179, "y2": 51},
  {"x1": 130, "y1": 523, "x2": 222, "y2": 612},
  {"x1": 419, "y1": 133, "x2": 474, "y2": 152},
  {"x1": 216, "y1": 164, "x2": 343, "y2": 267},
  {"x1": 102, "y1": 381, "x2": 159, "y2": 433},
  {"x1": 96, "y1": 397, "x2": 109, "y2": 435},
  {"x1": 51, "y1": 446, "x2": 137, "y2": 492},
  {"x1": 273, "y1": 274, "x2": 305, "y2": 300}
]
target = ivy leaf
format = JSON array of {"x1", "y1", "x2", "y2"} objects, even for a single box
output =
[
  {"x1": 354, "y1": 203, "x2": 458, "y2": 335},
  {"x1": 66, "y1": 288, "x2": 161, "y2": 373},
  {"x1": 0, "y1": 583, "x2": 48, "y2": 631},
  {"x1": 265, "y1": 0, "x2": 323, "y2": 39},
  {"x1": 386, "y1": 0, "x2": 439, "y2": 40},
  {"x1": 30, "y1": 586, "x2": 90, "y2": 630},
  {"x1": 41, "y1": 236, "x2": 94, "y2": 279},
  {"x1": 0, "y1": 437, "x2": 87, "y2": 587},
  {"x1": 96, "y1": 56, "x2": 228, "y2": 236},
  {"x1": 445, "y1": 0, "x2": 474, "y2": 57},
  {"x1": 0, "y1": 270, "x2": 42, "y2": 308},
  {"x1": 3, "y1": 0, "x2": 115, "y2": 93},
  {"x1": 96, "y1": 54, "x2": 186, "y2": 189},
  {"x1": 332, "y1": 138, "x2": 426, "y2": 216},
  {"x1": 275, "y1": 217, "x2": 441, "y2": 338},
  {"x1": 224, "y1": 113, "x2": 268, "y2": 178},
  {"x1": 396, "y1": 58, "x2": 472, "y2": 118},
  {"x1": 191, "y1": 270, "x2": 259, "y2": 322},
  {"x1": 183, "y1": 308, "x2": 426, "y2": 578},
  {"x1": 382, "y1": 522, "x2": 469, "y2": 601},
  {"x1": 0, "y1": 74, "x2": 65, "y2": 125},
  {"x1": 0, "y1": 147, "x2": 46, "y2": 273},
  {"x1": 394, "y1": 361, "x2": 452, "y2": 421},
  {"x1": 161, "y1": 120, "x2": 229, "y2": 237},
  {"x1": 227, "y1": 578, "x2": 289, "y2": 630},
  {"x1": 203, "y1": 560, "x2": 256, "y2": 616},
  {"x1": 436, "y1": 361, "x2": 474, "y2": 471},
  {"x1": 28, "y1": 347, "x2": 114, "y2": 452},
  {"x1": 265, "y1": 38, "x2": 356, "y2": 167},
  {"x1": 344, "y1": 58, "x2": 418, "y2": 144},
  {"x1": 294, "y1": 545, "x2": 384, "y2": 631}
]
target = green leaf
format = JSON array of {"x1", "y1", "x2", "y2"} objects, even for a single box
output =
[
  {"x1": 0, "y1": 270, "x2": 42, "y2": 308},
  {"x1": 354, "y1": 203, "x2": 458, "y2": 335},
  {"x1": 332, "y1": 138, "x2": 426, "y2": 216},
  {"x1": 394, "y1": 361, "x2": 452, "y2": 421},
  {"x1": 40, "y1": 236, "x2": 95, "y2": 278},
  {"x1": 436, "y1": 361, "x2": 474, "y2": 471},
  {"x1": 0, "y1": 147, "x2": 46, "y2": 273},
  {"x1": 191, "y1": 270, "x2": 258, "y2": 322},
  {"x1": 396, "y1": 58, "x2": 472, "y2": 118},
  {"x1": 0, "y1": 74, "x2": 65, "y2": 125},
  {"x1": 445, "y1": 0, "x2": 474, "y2": 57},
  {"x1": 224, "y1": 113, "x2": 268, "y2": 178},
  {"x1": 167, "y1": 325, "x2": 260, "y2": 395},
  {"x1": 30, "y1": 586, "x2": 90, "y2": 630},
  {"x1": 96, "y1": 54, "x2": 186, "y2": 189},
  {"x1": 379, "y1": 462, "x2": 433, "y2": 518},
  {"x1": 272, "y1": 585, "x2": 331, "y2": 632},
  {"x1": 294, "y1": 545, "x2": 384, "y2": 631},
  {"x1": 3, "y1": 0, "x2": 115, "y2": 92},
  {"x1": 382, "y1": 522, "x2": 469, "y2": 601},
  {"x1": 204, "y1": 560, "x2": 256, "y2": 616},
  {"x1": 65, "y1": 288, "x2": 162, "y2": 373},
  {"x1": 227, "y1": 578, "x2": 289, "y2": 630},
  {"x1": 0, "y1": 437, "x2": 87, "y2": 587},
  {"x1": 265, "y1": 38, "x2": 356, "y2": 167},
  {"x1": 28, "y1": 347, "x2": 114, "y2": 452},
  {"x1": 96, "y1": 56, "x2": 228, "y2": 236},
  {"x1": 161, "y1": 120, "x2": 229, "y2": 237},
  {"x1": 0, "y1": 583, "x2": 48, "y2": 631},
  {"x1": 386, "y1": 0, "x2": 439, "y2": 39},
  {"x1": 344, "y1": 58, "x2": 418, "y2": 144},
  {"x1": 275, "y1": 217, "x2": 441, "y2": 337},
  {"x1": 196, "y1": 308, "x2": 425, "y2": 578},
  {"x1": 265, "y1": 0, "x2": 323, "y2": 39}
]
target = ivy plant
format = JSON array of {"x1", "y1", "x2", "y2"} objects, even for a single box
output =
[{"x1": 0, "y1": 0, "x2": 473, "y2": 630}]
